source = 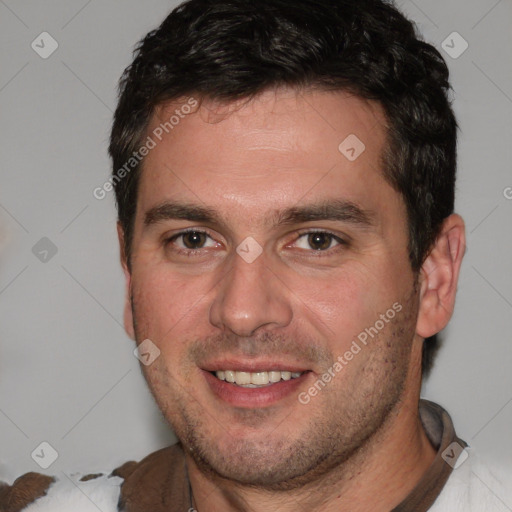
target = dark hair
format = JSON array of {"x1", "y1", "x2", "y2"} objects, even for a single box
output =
[{"x1": 109, "y1": 0, "x2": 457, "y2": 375}]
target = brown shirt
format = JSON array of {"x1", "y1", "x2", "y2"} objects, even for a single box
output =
[
  {"x1": 0, "y1": 399, "x2": 466, "y2": 512},
  {"x1": 117, "y1": 399, "x2": 465, "y2": 512},
  {"x1": 391, "y1": 400, "x2": 467, "y2": 511}
]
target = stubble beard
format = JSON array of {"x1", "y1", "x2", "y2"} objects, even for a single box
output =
[{"x1": 132, "y1": 288, "x2": 419, "y2": 491}]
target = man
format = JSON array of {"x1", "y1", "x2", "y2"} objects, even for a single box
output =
[{"x1": 2, "y1": 0, "x2": 509, "y2": 511}]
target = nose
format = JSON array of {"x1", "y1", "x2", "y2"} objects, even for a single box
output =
[{"x1": 209, "y1": 249, "x2": 293, "y2": 337}]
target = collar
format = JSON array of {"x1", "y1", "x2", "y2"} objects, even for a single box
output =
[
  {"x1": 117, "y1": 399, "x2": 465, "y2": 512},
  {"x1": 391, "y1": 399, "x2": 467, "y2": 511}
]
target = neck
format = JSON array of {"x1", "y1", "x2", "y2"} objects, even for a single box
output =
[{"x1": 187, "y1": 399, "x2": 435, "y2": 512}]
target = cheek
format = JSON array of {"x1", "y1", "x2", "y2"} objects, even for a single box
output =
[
  {"x1": 130, "y1": 265, "x2": 209, "y2": 347},
  {"x1": 298, "y1": 263, "x2": 396, "y2": 340}
]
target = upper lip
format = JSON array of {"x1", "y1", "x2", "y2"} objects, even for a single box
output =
[{"x1": 201, "y1": 359, "x2": 311, "y2": 373}]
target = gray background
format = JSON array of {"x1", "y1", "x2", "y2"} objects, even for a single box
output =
[{"x1": 0, "y1": 0, "x2": 511, "y2": 488}]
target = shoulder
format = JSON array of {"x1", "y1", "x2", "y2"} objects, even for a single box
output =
[
  {"x1": 0, "y1": 472, "x2": 55, "y2": 512},
  {"x1": 430, "y1": 448, "x2": 512, "y2": 511},
  {"x1": 0, "y1": 471, "x2": 122, "y2": 512},
  {"x1": 117, "y1": 443, "x2": 188, "y2": 512},
  {"x1": 0, "y1": 444, "x2": 185, "y2": 512}
]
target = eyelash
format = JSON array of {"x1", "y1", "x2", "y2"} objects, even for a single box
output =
[{"x1": 164, "y1": 228, "x2": 348, "y2": 257}]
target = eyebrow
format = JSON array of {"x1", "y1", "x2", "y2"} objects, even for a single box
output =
[
  {"x1": 274, "y1": 200, "x2": 375, "y2": 228},
  {"x1": 144, "y1": 199, "x2": 376, "y2": 230}
]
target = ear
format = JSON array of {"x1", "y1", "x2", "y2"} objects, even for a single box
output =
[
  {"x1": 416, "y1": 214, "x2": 466, "y2": 338},
  {"x1": 117, "y1": 222, "x2": 135, "y2": 340}
]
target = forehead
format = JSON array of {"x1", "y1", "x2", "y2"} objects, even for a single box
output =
[{"x1": 136, "y1": 87, "x2": 394, "y2": 222}]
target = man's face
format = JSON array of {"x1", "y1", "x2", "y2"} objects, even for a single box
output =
[{"x1": 123, "y1": 88, "x2": 421, "y2": 487}]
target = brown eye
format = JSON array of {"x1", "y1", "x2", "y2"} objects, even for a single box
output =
[
  {"x1": 166, "y1": 230, "x2": 217, "y2": 252},
  {"x1": 307, "y1": 232, "x2": 333, "y2": 251},
  {"x1": 293, "y1": 231, "x2": 346, "y2": 253},
  {"x1": 182, "y1": 231, "x2": 207, "y2": 249}
]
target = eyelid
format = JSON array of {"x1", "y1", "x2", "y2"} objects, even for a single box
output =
[
  {"x1": 165, "y1": 228, "x2": 217, "y2": 245},
  {"x1": 164, "y1": 227, "x2": 346, "y2": 239},
  {"x1": 295, "y1": 227, "x2": 345, "y2": 237},
  {"x1": 167, "y1": 227, "x2": 210, "y2": 236}
]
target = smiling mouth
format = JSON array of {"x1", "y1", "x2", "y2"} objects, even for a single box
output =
[{"x1": 211, "y1": 370, "x2": 307, "y2": 388}]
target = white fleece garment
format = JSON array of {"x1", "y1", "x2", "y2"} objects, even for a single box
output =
[
  {"x1": 430, "y1": 449, "x2": 512, "y2": 512},
  {"x1": 20, "y1": 450, "x2": 512, "y2": 511},
  {"x1": 22, "y1": 473, "x2": 122, "y2": 512}
]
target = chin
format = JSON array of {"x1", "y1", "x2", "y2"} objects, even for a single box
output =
[{"x1": 183, "y1": 425, "x2": 337, "y2": 489}]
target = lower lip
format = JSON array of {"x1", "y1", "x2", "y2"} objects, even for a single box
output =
[{"x1": 202, "y1": 370, "x2": 311, "y2": 408}]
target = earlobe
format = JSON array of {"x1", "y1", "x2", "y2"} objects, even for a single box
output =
[
  {"x1": 416, "y1": 214, "x2": 466, "y2": 339},
  {"x1": 117, "y1": 223, "x2": 136, "y2": 340}
]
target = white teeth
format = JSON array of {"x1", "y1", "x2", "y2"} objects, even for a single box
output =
[
  {"x1": 269, "y1": 371, "x2": 282, "y2": 383},
  {"x1": 251, "y1": 372, "x2": 269, "y2": 385},
  {"x1": 235, "y1": 372, "x2": 251, "y2": 385},
  {"x1": 214, "y1": 370, "x2": 304, "y2": 386}
]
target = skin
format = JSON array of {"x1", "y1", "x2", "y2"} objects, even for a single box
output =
[{"x1": 118, "y1": 87, "x2": 466, "y2": 511}]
